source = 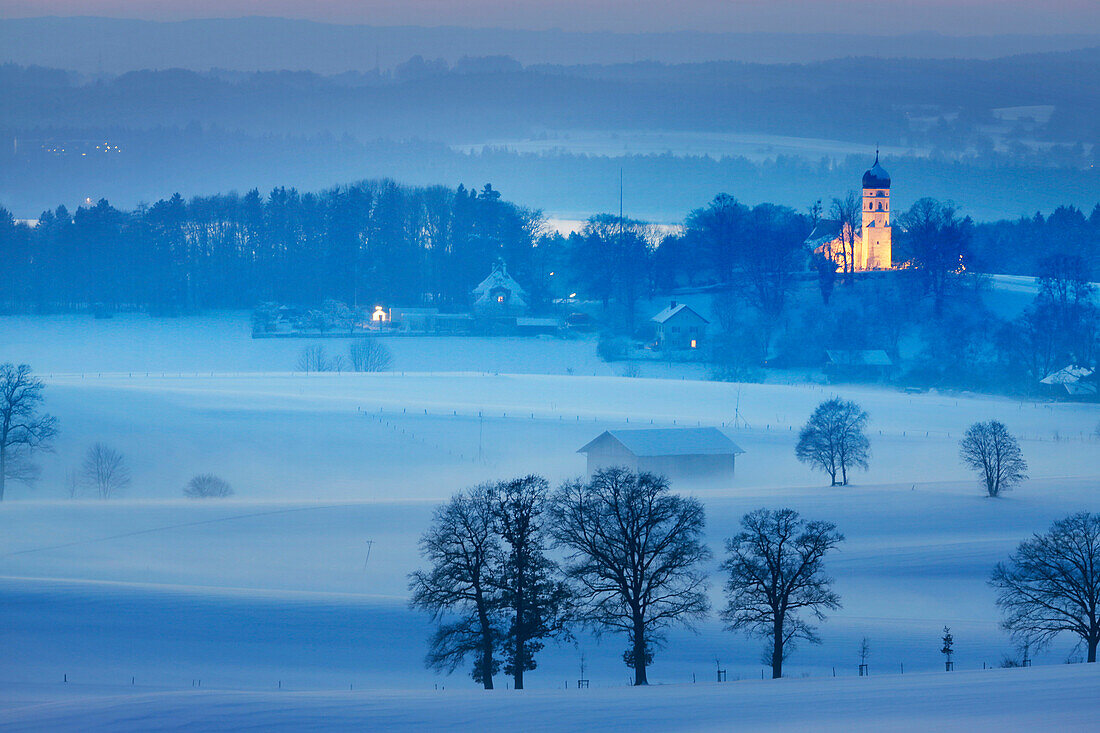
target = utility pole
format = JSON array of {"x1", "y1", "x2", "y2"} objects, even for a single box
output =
[{"x1": 362, "y1": 539, "x2": 374, "y2": 570}]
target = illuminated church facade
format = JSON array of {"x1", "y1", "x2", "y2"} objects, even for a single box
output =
[{"x1": 806, "y1": 154, "x2": 894, "y2": 271}]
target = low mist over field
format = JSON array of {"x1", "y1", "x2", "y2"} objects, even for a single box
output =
[{"x1": 1, "y1": 4, "x2": 1099, "y2": 731}]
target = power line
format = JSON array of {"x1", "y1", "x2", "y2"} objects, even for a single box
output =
[{"x1": 0, "y1": 503, "x2": 352, "y2": 560}]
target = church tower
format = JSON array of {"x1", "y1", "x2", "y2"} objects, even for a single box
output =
[{"x1": 860, "y1": 152, "x2": 892, "y2": 269}]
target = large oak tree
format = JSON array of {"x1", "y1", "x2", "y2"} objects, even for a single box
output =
[
  {"x1": 550, "y1": 468, "x2": 710, "y2": 685},
  {"x1": 0, "y1": 363, "x2": 58, "y2": 501}
]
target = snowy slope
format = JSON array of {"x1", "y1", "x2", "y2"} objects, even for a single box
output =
[
  {"x1": 20, "y1": 370, "x2": 1100, "y2": 500},
  {"x1": 0, "y1": 315, "x2": 1098, "y2": 729},
  {"x1": 1, "y1": 665, "x2": 1098, "y2": 732}
]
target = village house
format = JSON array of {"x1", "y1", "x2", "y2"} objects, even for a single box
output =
[
  {"x1": 824, "y1": 349, "x2": 895, "y2": 382},
  {"x1": 578, "y1": 427, "x2": 744, "y2": 484},
  {"x1": 1040, "y1": 365, "x2": 1099, "y2": 400},
  {"x1": 472, "y1": 259, "x2": 529, "y2": 317},
  {"x1": 651, "y1": 301, "x2": 708, "y2": 351}
]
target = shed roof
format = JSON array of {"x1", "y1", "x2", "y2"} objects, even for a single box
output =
[
  {"x1": 516, "y1": 317, "x2": 560, "y2": 327},
  {"x1": 805, "y1": 219, "x2": 864, "y2": 249},
  {"x1": 1040, "y1": 365, "x2": 1094, "y2": 385},
  {"x1": 805, "y1": 219, "x2": 843, "y2": 247},
  {"x1": 651, "y1": 303, "x2": 708, "y2": 325},
  {"x1": 472, "y1": 260, "x2": 526, "y2": 298},
  {"x1": 578, "y1": 427, "x2": 744, "y2": 457},
  {"x1": 825, "y1": 349, "x2": 893, "y2": 367}
]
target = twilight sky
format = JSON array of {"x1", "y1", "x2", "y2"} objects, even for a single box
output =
[{"x1": 0, "y1": 0, "x2": 1095, "y2": 35}]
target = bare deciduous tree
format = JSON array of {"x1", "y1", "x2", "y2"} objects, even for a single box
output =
[
  {"x1": 829, "y1": 192, "x2": 861, "y2": 281},
  {"x1": 991, "y1": 512, "x2": 1100, "y2": 663},
  {"x1": 66, "y1": 468, "x2": 80, "y2": 499},
  {"x1": 184, "y1": 473, "x2": 233, "y2": 498},
  {"x1": 795, "y1": 398, "x2": 870, "y2": 486},
  {"x1": 297, "y1": 345, "x2": 342, "y2": 373},
  {"x1": 940, "y1": 626, "x2": 955, "y2": 670},
  {"x1": 81, "y1": 443, "x2": 130, "y2": 499},
  {"x1": 0, "y1": 363, "x2": 58, "y2": 501},
  {"x1": 492, "y1": 475, "x2": 572, "y2": 690},
  {"x1": 684, "y1": 193, "x2": 746, "y2": 288},
  {"x1": 721, "y1": 508, "x2": 844, "y2": 679},
  {"x1": 959, "y1": 420, "x2": 1028, "y2": 497},
  {"x1": 409, "y1": 484, "x2": 502, "y2": 689},
  {"x1": 550, "y1": 467, "x2": 711, "y2": 685},
  {"x1": 896, "y1": 198, "x2": 972, "y2": 316},
  {"x1": 740, "y1": 203, "x2": 807, "y2": 321},
  {"x1": 348, "y1": 339, "x2": 393, "y2": 372}
]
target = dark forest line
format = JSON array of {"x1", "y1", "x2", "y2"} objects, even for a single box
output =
[
  {"x1": 1, "y1": 177, "x2": 1097, "y2": 397},
  {"x1": 1, "y1": 173, "x2": 1096, "y2": 315}
]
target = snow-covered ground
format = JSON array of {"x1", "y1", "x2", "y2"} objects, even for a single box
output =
[
  {"x1": 452, "y1": 130, "x2": 926, "y2": 165},
  {"x1": 0, "y1": 312, "x2": 622, "y2": 376},
  {"x1": 0, "y1": 313, "x2": 1098, "y2": 729},
  {"x1": 2, "y1": 665, "x2": 1098, "y2": 732}
]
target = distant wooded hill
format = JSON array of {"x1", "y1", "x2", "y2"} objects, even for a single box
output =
[
  {"x1": 2, "y1": 48, "x2": 1098, "y2": 144},
  {"x1": 1, "y1": 41, "x2": 1098, "y2": 222},
  {"x1": 2, "y1": 17, "x2": 1099, "y2": 71},
  {"x1": 1, "y1": 127, "x2": 1097, "y2": 223}
]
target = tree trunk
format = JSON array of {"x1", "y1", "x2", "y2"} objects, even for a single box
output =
[
  {"x1": 514, "y1": 613, "x2": 524, "y2": 690},
  {"x1": 633, "y1": 616, "x2": 648, "y2": 685},
  {"x1": 771, "y1": 621, "x2": 784, "y2": 679},
  {"x1": 477, "y1": 599, "x2": 494, "y2": 690},
  {"x1": 1088, "y1": 634, "x2": 1098, "y2": 664},
  {"x1": 481, "y1": 640, "x2": 495, "y2": 690}
]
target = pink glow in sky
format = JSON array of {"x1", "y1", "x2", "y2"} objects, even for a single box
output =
[{"x1": 0, "y1": 0, "x2": 1096, "y2": 34}]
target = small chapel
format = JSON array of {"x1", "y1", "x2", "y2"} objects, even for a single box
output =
[
  {"x1": 471, "y1": 259, "x2": 529, "y2": 316},
  {"x1": 805, "y1": 154, "x2": 894, "y2": 271}
]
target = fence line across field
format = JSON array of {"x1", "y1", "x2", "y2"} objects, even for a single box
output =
[
  {"x1": 43, "y1": 371, "x2": 1099, "y2": 445},
  {"x1": 362, "y1": 405, "x2": 1096, "y2": 445},
  {"x1": 38, "y1": 654, "x2": 1045, "y2": 698}
]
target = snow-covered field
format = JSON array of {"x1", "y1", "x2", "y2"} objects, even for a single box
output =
[
  {"x1": 1, "y1": 312, "x2": 1099, "y2": 729},
  {"x1": 3, "y1": 665, "x2": 1099, "y2": 732},
  {"x1": 453, "y1": 130, "x2": 927, "y2": 165}
]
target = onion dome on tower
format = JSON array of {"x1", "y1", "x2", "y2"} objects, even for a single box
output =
[{"x1": 862, "y1": 151, "x2": 891, "y2": 189}]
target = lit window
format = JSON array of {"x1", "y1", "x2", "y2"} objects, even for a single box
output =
[{"x1": 690, "y1": 339, "x2": 697, "y2": 349}]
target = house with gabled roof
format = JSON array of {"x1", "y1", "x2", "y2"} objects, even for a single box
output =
[
  {"x1": 824, "y1": 349, "x2": 895, "y2": 382},
  {"x1": 1040, "y1": 365, "x2": 1098, "y2": 400},
  {"x1": 472, "y1": 259, "x2": 528, "y2": 316},
  {"x1": 651, "y1": 301, "x2": 708, "y2": 351}
]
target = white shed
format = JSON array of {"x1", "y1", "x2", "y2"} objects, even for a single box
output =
[{"x1": 578, "y1": 427, "x2": 744, "y2": 484}]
